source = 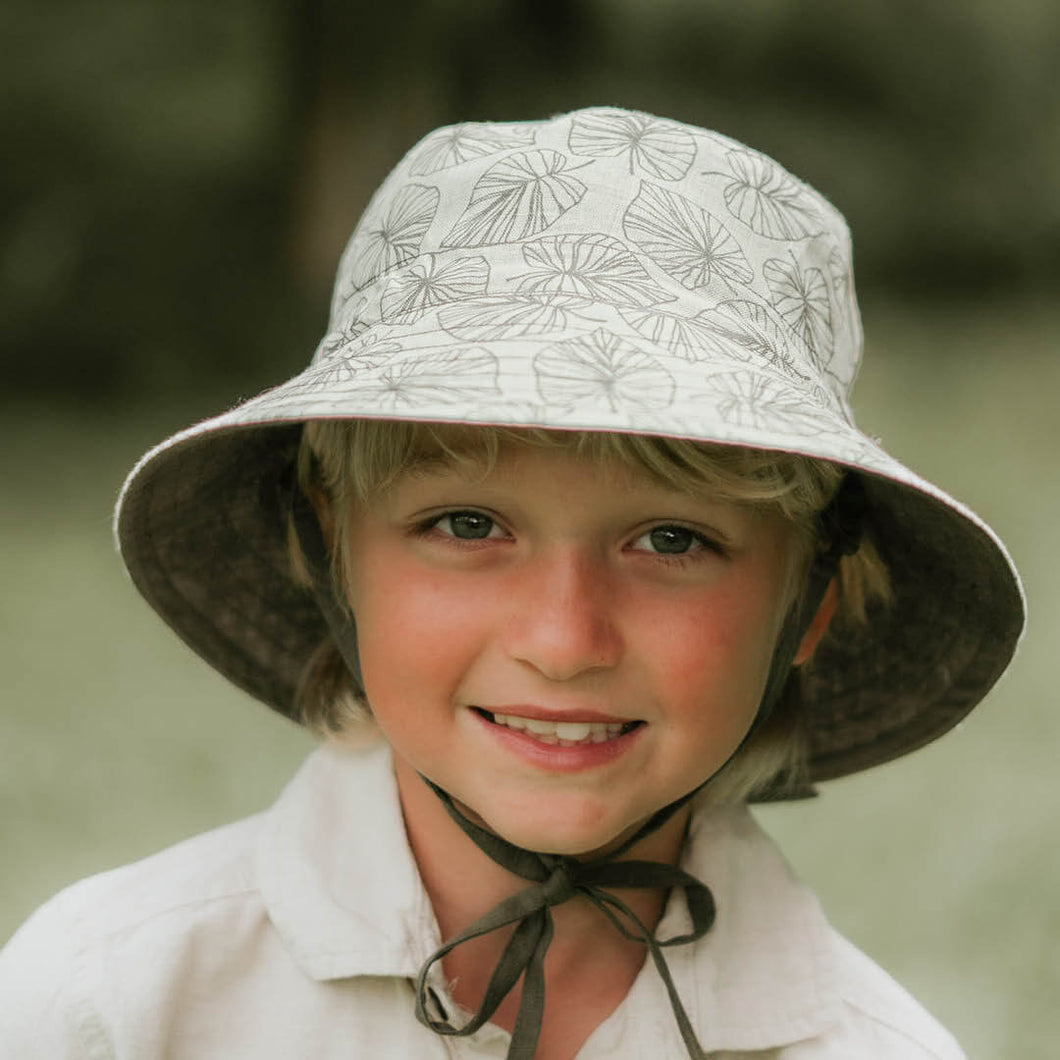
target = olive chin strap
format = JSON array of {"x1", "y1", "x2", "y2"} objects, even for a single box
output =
[
  {"x1": 288, "y1": 473, "x2": 866, "y2": 1060},
  {"x1": 749, "y1": 473, "x2": 867, "y2": 745},
  {"x1": 289, "y1": 487, "x2": 364, "y2": 691}
]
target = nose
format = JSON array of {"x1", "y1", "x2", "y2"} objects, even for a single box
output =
[{"x1": 501, "y1": 545, "x2": 623, "y2": 682}]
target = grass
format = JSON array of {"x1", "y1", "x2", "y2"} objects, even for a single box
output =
[{"x1": 1, "y1": 300, "x2": 1056, "y2": 1057}]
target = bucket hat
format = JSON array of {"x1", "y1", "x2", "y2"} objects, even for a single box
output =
[{"x1": 116, "y1": 106, "x2": 1024, "y2": 788}]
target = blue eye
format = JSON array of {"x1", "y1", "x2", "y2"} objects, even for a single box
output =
[
  {"x1": 646, "y1": 526, "x2": 700, "y2": 554},
  {"x1": 437, "y1": 511, "x2": 496, "y2": 540},
  {"x1": 633, "y1": 524, "x2": 718, "y2": 557}
]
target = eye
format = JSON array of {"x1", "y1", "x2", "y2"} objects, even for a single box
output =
[
  {"x1": 632, "y1": 524, "x2": 713, "y2": 556},
  {"x1": 433, "y1": 510, "x2": 499, "y2": 540}
]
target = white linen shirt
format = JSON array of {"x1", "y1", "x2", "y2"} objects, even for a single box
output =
[{"x1": 1, "y1": 742, "x2": 964, "y2": 1058}]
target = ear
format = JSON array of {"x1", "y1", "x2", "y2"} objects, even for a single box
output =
[{"x1": 793, "y1": 578, "x2": 838, "y2": 665}]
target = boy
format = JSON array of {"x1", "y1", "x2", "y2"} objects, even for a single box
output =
[{"x1": 0, "y1": 108, "x2": 1023, "y2": 1058}]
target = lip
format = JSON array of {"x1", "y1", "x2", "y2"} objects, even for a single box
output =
[
  {"x1": 469, "y1": 707, "x2": 645, "y2": 772},
  {"x1": 476, "y1": 703, "x2": 636, "y2": 724}
]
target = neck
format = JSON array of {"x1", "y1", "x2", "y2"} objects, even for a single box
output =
[{"x1": 392, "y1": 754, "x2": 690, "y2": 1039}]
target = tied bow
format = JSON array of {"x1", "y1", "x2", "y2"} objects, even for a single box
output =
[{"x1": 414, "y1": 780, "x2": 715, "y2": 1060}]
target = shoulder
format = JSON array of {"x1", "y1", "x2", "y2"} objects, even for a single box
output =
[
  {"x1": 794, "y1": 931, "x2": 967, "y2": 1059},
  {"x1": 0, "y1": 814, "x2": 266, "y2": 1057},
  {"x1": 15, "y1": 810, "x2": 265, "y2": 945},
  {"x1": 674, "y1": 805, "x2": 966, "y2": 1059}
]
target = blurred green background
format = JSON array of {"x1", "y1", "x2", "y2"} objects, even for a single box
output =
[{"x1": 2, "y1": 1, "x2": 1057, "y2": 1056}]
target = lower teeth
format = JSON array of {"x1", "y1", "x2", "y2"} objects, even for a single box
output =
[{"x1": 539, "y1": 732, "x2": 610, "y2": 747}]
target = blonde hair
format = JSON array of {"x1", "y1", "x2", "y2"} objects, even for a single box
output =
[{"x1": 292, "y1": 419, "x2": 891, "y2": 803}]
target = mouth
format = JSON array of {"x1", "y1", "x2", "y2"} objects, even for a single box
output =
[{"x1": 473, "y1": 708, "x2": 643, "y2": 748}]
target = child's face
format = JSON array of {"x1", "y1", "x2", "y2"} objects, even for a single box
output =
[{"x1": 343, "y1": 443, "x2": 799, "y2": 855}]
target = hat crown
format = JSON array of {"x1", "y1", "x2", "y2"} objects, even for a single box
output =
[{"x1": 316, "y1": 107, "x2": 860, "y2": 428}]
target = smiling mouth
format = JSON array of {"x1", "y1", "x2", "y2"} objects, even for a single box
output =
[{"x1": 474, "y1": 709, "x2": 643, "y2": 747}]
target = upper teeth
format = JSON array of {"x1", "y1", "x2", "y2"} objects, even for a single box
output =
[{"x1": 491, "y1": 713, "x2": 628, "y2": 744}]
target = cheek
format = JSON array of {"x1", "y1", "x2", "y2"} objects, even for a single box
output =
[
  {"x1": 634, "y1": 578, "x2": 786, "y2": 706},
  {"x1": 350, "y1": 556, "x2": 486, "y2": 699}
]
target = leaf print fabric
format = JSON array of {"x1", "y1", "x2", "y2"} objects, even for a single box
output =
[
  {"x1": 304, "y1": 333, "x2": 401, "y2": 381},
  {"x1": 568, "y1": 109, "x2": 696, "y2": 180},
  {"x1": 330, "y1": 274, "x2": 360, "y2": 326},
  {"x1": 407, "y1": 123, "x2": 538, "y2": 176},
  {"x1": 298, "y1": 353, "x2": 361, "y2": 391},
  {"x1": 763, "y1": 257, "x2": 833, "y2": 366},
  {"x1": 442, "y1": 150, "x2": 588, "y2": 247},
  {"x1": 348, "y1": 184, "x2": 440, "y2": 291},
  {"x1": 618, "y1": 306, "x2": 736, "y2": 363},
  {"x1": 438, "y1": 294, "x2": 597, "y2": 341},
  {"x1": 694, "y1": 300, "x2": 810, "y2": 379},
  {"x1": 624, "y1": 182, "x2": 753, "y2": 293},
  {"x1": 264, "y1": 109, "x2": 870, "y2": 479},
  {"x1": 826, "y1": 245, "x2": 851, "y2": 306},
  {"x1": 806, "y1": 379, "x2": 853, "y2": 422},
  {"x1": 515, "y1": 234, "x2": 673, "y2": 307},
  {"x1": 356, "y1": 347, "x2": 500, "y2": 409},
  {"x1": 720, "y1": 149, "x2": 825, "y2": 240},
  {"x1": 314, "y1": 321, "x2": 366, "y2": 365},
  {"x1": 702, "y1": 370, "x2": 825, "y2": 436},
  {"x1": 315, "y1": 299, "x2": 371, "y2": 362},
  {"x1": 380, "y1": 254, "x2": 490, "y2": 324},
  {"x1": 825, "y1": 245, "x2": 860, "y2": 386},
  {"x1": 533, "y1": 327, "x2": 674, "y2": 412}
]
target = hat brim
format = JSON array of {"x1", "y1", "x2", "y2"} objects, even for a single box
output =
[{"x1": 115, "y1": 356, "x2": 1024, "y2": 789}]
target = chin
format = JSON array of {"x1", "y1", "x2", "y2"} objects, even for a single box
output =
[
  {"x1": 502, "y1": 829, "x2": 617, "y2": 858},
  {"x1": 479, "y1": 809, "x2": 636, "y2": 859}
]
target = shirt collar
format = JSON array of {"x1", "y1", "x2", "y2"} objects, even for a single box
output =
[
  {"x1": 257, "y1": 742, "x2": 842, "y2": 1051},
  {"x1": 659, "y1": 798, "x2": 843, "y2": 1052},
  {"x1": 257, "y1": 739, "x2": 439, "y2": 980}
]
